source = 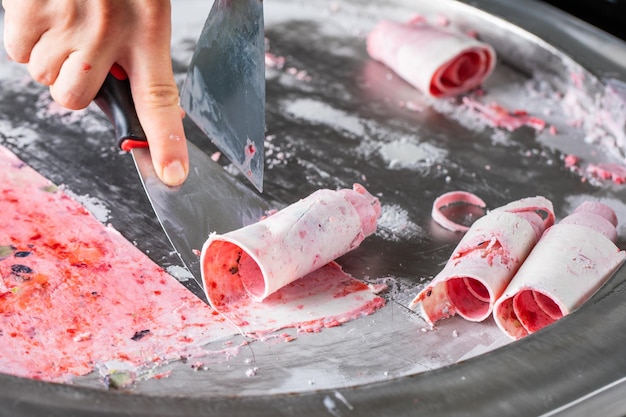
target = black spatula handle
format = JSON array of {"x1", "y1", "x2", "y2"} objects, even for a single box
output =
[{"x1": 93, "y1": 64, "x2": 149, "y2": 151}]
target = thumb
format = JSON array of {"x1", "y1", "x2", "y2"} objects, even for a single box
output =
[{"x1": 127, "y1": 58, "x2": 189, "y2": 187}]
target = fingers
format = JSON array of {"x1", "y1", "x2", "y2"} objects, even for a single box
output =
[
  {"x1": 121, "y1": 52, "x2": 188, "y2": 187},
  {"x1": 128, "y1": 65, "x2": 188, "y2": 186},
  {"x1": 49, "y1": 52, "x2": 111, "y2": 110},
  {"x1": 26, "y1": 31, "x2": 66, "y2": 86},
  {"x1": 119, "y1": 1, "x2": 188, "y2": 187},
  {"x1": 2, "y1": 1, "x2": 44, "y2": 63},
  {"x1": 2, "y1": 0, "x2": 188, "y2": 186},
  {"x1": 3, "y1": 0, "x2": 113, "y2": 109}
]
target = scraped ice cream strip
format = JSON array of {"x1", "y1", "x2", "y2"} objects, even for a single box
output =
[
  {"x1": 462, "y1": 97, "x2": 546, "y2": 132},
  {"x1": 366, "y1": 18, "x2": 496, "y2": 98},
  {"x1": 0, "y1": 146, "x2": 236, "y2": 382},
  {"x1": 410, "y1": 196, "x2": 554, "y2": 326},
  {"x1": 0, "y1": 146, "x2": 386, "y2": 383},
  {"x1": 586, "y1": 162, "x2": 626, "y2": 185},
  {"x1": 201, "y1": 184, "x2": 381, "y2": 310},
  {"x1": 210, "y1": 262, "x2": 386, "y2": 336},
  {"x1": 431, "y1": 190, "x2": 487, "y2": 232},
  {"x1": 494, "y1": 202, "x2": 626, "y2": 340}
]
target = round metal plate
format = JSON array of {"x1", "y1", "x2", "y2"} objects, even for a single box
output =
[{"x1": 1, "y1": 0, "x2": 626, "y2": 415}]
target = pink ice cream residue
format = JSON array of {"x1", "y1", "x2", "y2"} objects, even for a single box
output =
[{"x1": 0, "y1": 146, "x2": 385, "y2": 384}]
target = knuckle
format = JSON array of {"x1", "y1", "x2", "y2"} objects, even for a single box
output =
[
  {"x1": 141, "y1": 1, "x2": 171, "y2": 27},
  {"x1": 4, "y1": 45, "x2": 30, "y2": 64},
  {"x1": 142, "y1": 83, "x2": 181, "y2": 109},
  {"x1": 50, "y1": 86, "x2": 89, "y2": 110},
  {"x1": 28, "y1": 64, "x2": 54, "y2": 86},
  {"x1": 3, "y1": 31, "x2": 31, "y2": 63},
  {"x1": 31, "y1": 72, "x2": 53, "y2": 86}
]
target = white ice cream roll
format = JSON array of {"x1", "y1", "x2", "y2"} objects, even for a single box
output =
[
  {"x1": 366, "y1": 18, "x2": 496, "y2": 98},
  {"x1": 494, "y1": 202, "x2": 626, "y2": 340},
  {"x1": 201, "y1": 184, "x2": 381, "y2": 309}
]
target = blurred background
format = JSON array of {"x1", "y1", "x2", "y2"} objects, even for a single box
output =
[{"x1": 542, "y1": 0, "x2": 626, "y2": 40}]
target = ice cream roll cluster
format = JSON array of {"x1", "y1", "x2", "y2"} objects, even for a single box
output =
[
  {"x1": 413, "y1": 193, "x2": 625, "y2": 340},
  {"x1": 410, "y1": 196, "x2": 555, "y2": 325}
]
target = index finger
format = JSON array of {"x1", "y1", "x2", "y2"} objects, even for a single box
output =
[{"x1": 121, "y1": 42, "x2": 189, "y2": 186}]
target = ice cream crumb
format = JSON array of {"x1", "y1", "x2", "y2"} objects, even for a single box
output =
[
  {"x1": 462, "y1": 97, "x2": 546, "y2": 132},
  {"x1": 323, "y1": 396, "x2": 341, "y2": 417},
  {"x1": 72, "y1": 332, "x2": 92, "y2": 342},
  {"x1": 191, "y1": 362, "x2": 208, "y2": 371},
  {"x1": 376, "y1": 204, "x2": 425, "y2": 242},
  {"x1": 334, "y1": 391, "x2": 354, "y2": 411},
  {"x1": 587, "y1": 163, "x2": 626, "y2": 184},
  {"x1": 564, "y1": 154, "x2": 581, "y2": 168}
]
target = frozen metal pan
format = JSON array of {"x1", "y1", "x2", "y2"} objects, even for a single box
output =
[{"x1": 1, "y1": 0, "x2": 626, "y2": 415}]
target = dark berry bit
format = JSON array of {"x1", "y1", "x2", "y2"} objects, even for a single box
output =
[
  {"x1": 131, "y1": 329, "x2": 150, "y2": 341},
  {"x1": 11, "y1": 264, "x2": 33, "y2": 275}
]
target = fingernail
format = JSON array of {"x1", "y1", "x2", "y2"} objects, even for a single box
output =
[{"x1": 162, "y1": 159, "x2": 187, "y2": 186}]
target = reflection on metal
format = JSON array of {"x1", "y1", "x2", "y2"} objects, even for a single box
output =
[{"x1": 180, "y1": 0, "x2": 266, "y2": 192}]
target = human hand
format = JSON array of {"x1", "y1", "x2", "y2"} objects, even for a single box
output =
[{"x1": 2, "y1": 0, "x2": 189, "y2": 186}]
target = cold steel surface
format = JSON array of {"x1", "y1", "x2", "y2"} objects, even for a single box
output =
[{"x1": 1, "y1": 0, "x2": 626, "y2": 416}]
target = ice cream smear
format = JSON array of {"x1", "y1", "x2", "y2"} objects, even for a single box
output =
[{"x1": 0, "y1": 146, "x2": 385, "y2": 384}]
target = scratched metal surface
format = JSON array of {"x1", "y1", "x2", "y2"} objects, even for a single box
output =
[{"x1": 2, "y1": 0, "x2": 626, "y2": 416}]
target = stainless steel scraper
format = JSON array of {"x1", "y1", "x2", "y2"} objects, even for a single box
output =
[
  {"x1": 180, "y1": 0, "x2": 266, "y2": 192},
  {"x1": 94, "y1": 65, "x2": 270, "y2": 302}
]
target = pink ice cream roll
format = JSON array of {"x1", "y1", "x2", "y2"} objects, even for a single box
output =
[
  {"x1": 201, "y1": 184, "x2": 381, "y2": 310},
  {"x1": 410, "y1": 196, "x2": 554, "y2": 326},
  {"x1": 494, "y1": 202, "x2": 626, "y2": 340},
  {"x1": 366, "y1": 19, "x2": 496, "y2": 98}
]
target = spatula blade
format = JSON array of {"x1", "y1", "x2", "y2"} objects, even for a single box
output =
[
  {"x1": 180, "y1": 0, "x2": 266, "y2": 192},
  {"x1": 131, "y1": 142, "x2": 270, "y2": 300}
]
